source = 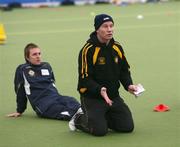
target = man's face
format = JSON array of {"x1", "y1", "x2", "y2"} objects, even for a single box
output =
[
  {"x1": 96, "y1": 21, "x2": 114, "y2": 43},
  {"x1": 27, "y1": 48, "x2": 41, "y2": 65}
]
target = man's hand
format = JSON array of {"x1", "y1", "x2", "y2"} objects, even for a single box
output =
[
  {"x1": 100, "y1": 87, "x2": 113, "y2": 106},
  {"x1": 6, "y1": 112, "x2": 21, "y2": 118},
  {"x1": 128, "y1": 84, "x2": 145, "y2": 97},
  {"x1": 128, "y1": 85, "x2": 138, "y2": 95}
]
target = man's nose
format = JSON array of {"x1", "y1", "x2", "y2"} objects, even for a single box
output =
[{"x1": 107, "y1": 27, "x2": 112, "y2": 31}]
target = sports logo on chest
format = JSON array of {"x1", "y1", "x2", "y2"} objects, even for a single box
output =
[
  {"x1": 28, "y1": 69, "x2": 35, "y2": 77},
  {"x1": 98, "y1": 57, "x2": 106, "y2": 65}
]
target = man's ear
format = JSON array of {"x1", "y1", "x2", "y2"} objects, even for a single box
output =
[{"x1": 26, "y1": 56, "x2": 30, "y2": 62}]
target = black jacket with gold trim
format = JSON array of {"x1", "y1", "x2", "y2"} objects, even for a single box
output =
[{"x1": 78, "y1": 32, "x2": 133, "y2": 99}]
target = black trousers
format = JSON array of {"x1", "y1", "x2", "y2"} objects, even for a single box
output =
[{"x1": 76, "y1": 95, "x2": 134, "y2": 136}]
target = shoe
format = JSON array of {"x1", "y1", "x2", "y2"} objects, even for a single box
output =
[{"x1": 69, "y1": 107, "x2": 83, "y2": 131}]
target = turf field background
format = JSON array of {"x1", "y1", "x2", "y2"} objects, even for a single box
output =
[{"x1": 0, "y1": 2, "x2": 180, "y2": 147}]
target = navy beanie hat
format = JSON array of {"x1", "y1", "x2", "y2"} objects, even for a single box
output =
[{"x1": 94, "y1": 14, "x2": 114, "y2": 30}]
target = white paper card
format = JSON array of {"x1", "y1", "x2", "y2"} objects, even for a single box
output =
[{"x1": 134, "y1": 84, "x2": 145, "y2": 97}]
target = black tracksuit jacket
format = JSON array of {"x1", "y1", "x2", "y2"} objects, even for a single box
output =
[{"x1": 78, "y1": 32, "x2": 133, "y2": 99}]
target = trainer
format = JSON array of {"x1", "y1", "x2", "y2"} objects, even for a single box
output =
[{"x1": 69, "y1": 14, "x2": 139, "y2": 136}]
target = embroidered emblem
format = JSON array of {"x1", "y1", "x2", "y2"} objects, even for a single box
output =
[
  {"x1": 98, "y1": 57, "x2": 106, "y2": 65},
  {"x1": 28, "y1": 70, "x2": 35, "y2": 76}
]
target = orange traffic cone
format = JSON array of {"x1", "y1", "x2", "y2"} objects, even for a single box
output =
[{"x1": 153, "y1": 104, "x2": 170, "y2": 112}]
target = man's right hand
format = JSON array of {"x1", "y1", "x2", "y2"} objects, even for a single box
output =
[
  {"x1": 6, "y1": 112, "x2": 21, "y2": 118},
  {"x1": 100, "y1": 87, "x2": 113, "y2": 106}
]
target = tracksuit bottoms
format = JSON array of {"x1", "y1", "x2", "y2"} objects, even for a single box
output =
[{"x1": 75, "y1": 95, "x2": 134, "y2": 136}]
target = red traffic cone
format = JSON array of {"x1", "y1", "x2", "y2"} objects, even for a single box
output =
[{"x1": 153, "y1": 104, "x2": 170, "y2": 112}]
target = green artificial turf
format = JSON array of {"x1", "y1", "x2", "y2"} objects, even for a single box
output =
[{"x1": 0, "y1": 2, "x2": 180, "y2": 147}]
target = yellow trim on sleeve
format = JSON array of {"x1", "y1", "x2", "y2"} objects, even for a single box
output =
[
  {"x1": 81, "y1": 43, "x2": 93, "y2": 78},
  {"x1": 93, "y1": 47, "x2": 100, "y2": 65},
  {"x1": 112, "y1": 44, "x2": 123, "y2": 59},
  {"x1": 79, "y1": 88, "x2": 87, "y2": 93},
  {"x1": 81, "y1": 43, "x2": 90, "y2": 78},
  {"x1": 84, "y1": 45, "x2": 93, "y2": 77}
]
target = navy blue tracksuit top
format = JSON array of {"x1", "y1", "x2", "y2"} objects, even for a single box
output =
[{"x1": 14, "y1": 62, "x2": 64, "y2": 114}]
